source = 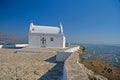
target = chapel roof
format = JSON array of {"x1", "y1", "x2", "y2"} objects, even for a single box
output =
[{"x1": 30, "y1": 23, "x2": 62, "y2": 34}]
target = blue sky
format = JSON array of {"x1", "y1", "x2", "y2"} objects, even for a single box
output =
[{"x1": 0, "y1": 0, "x2": 120, "y2": 44}]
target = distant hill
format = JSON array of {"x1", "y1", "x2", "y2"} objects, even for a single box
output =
[{"x1": 0, "y1": 32, "x2": 27, "y2": 44}]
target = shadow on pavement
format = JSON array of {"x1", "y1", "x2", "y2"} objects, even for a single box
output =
[{"x1": 38, "y1": 55, "x2": 64, "y2": 80}]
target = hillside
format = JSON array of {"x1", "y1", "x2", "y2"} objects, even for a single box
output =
[
  {"x1": 78, "y1": 46, "x2": 120, "y2": 80},
  {"x1": 80, "y1": 58, "x2": 120, "y2": 80},
  {"x1": 0, "y1": 32, "x2": 27, "y2": 44}
]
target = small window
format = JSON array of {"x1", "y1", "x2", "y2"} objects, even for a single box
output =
[
  {"x1": 50, "y1": 37, "x2": 54, "y2": 41},
  {"x1": 32, "y1": 28, "x2": 34, "y2": 31}
]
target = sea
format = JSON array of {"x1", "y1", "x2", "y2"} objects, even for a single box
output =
[{"x1": 79, "y1": 44, "x2": 120, "y2": 68}]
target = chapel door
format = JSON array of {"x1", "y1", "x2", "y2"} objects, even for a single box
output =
[{"x1": 41, "y1": 37, "x2": 46, "y2": 47}]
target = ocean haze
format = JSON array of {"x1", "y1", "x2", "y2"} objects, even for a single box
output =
[{"x1": 80, "y1": 44, "x2": 120, "y2": 68}]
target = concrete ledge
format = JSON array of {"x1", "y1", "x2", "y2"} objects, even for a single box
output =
[
  {"x1": 56, "y1": 46, "x2": 80, "y2": 62},
  {"x1": 62, "y1": 47, "x2": 108, "y2": 80},
  {"x1": 56, "y1": 52, "x2": 71, "y2": 62},
  {"x1": 0, "y1": 44, "x2": 28, "y2": 48},
  {"x1": 64, "y1": 46, "x2": 80, "y2": 52},
  {"x1": 16, "y1": 50, "x2": 54, "y2": 54},
  {"x1": 63, "y1": 53, "x2": 91, "y2": 80}
]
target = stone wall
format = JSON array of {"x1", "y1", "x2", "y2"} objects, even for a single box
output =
[
  {"x1": 56, "y1": 52, "x2": 71, "y2": 62},
  {"x1": 0, "y1": 44, "x2": 28, "y2": 48},
  {"x1": 56, "y1": 46, "x2": 80, "y2": 62},
  {"x1": 62, "y1": 48, "x2": 108, "y2": 80},
  {"x1": 29, "y1": 33, "x2": 66, "y2": 48},
  {"x1": 63, "y1": 53, "x2": 92, "y2": 80}
]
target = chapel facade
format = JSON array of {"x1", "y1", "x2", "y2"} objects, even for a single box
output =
[{"x1": 28, "y1": 22, "x2": 66, "y2": 48}]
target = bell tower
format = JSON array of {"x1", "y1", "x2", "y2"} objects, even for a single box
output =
[{"x1": 60, "y1": 22, "x2": 63, "y2": 34}]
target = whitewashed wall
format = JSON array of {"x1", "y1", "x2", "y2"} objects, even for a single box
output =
[
  {"x1": 0, "y1": 44, "x2": 28, "y2": 48},
  {"x1": 0, "y1": 45, "x2": 2, "y2": 48},
  {"x1": 56, "y1": 52, "x2": 71, "y2": 62},
  {"x1": 62, "y1": 51, "x2": 108, "y2": 80},
  {"x1": 29, "y1": 33, "x2": 65, "y2": 48},
  {"x1": 64, "y1": 46, "x2": 80, "y2": 52},
  {"x1": 56, "y1": 46, "x2": 80, "y2": 62}
]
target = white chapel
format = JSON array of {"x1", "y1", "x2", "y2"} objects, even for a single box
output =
[{"x1": 28, "y1": 22, "x2": 66, "y2": 48}]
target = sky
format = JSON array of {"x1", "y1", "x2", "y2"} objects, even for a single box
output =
[{"x1": 0, "y1": 0, "x2": 120, "y2": 44}]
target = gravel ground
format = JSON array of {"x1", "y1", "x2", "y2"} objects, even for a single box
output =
[{"x1": 0, "y1": 48, "x2": 64, "y2": 80}]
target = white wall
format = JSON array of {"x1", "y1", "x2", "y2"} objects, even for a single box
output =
[
  {"x1": 56, "y1": 52, "x2": 71, "y2": 62},
  {"x1": 64, "y1": 46, "x2": 80, "y2": 52},
  {"x1": 0, "y1": 44, "x2": 28, "y2": 48},
  {"x1": 56, "y1": 46, "x2": 80, "y2": 62},
  {"x1": 56, "y1": 46, "x2": 80, "y2": 79},
  {"x1": 29, "y1": 33, "x2": 65, "y2": 48}
]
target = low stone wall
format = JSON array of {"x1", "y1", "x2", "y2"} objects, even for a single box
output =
[
  {"x1": 63, "y1": 53, "x2": 92, "y2": 80},
  {"x1": 16, "y1": 50, "x2": 53, "y2": 54},
  {"x1": 64, "y1": 46, "x2": 80, "y2": 52},
  {"x1": 56, "y1": 52, "x2": 71, "y2": 62},
  {"x1": 56, "y1": 46, "x2": 80, "y2": 62},
  {"x1": 62, "y1": 50, "x2": 108, "y2": 80},
  {"x1": 0, "y1": 44, "x2": 28, "y2": 48}
]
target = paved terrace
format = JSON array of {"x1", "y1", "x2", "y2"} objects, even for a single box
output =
[{"x1": 0, "y1": 48, "x2": 67, "y2": 80}]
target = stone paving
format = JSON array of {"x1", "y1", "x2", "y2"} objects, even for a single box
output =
[{"x1": 0, "y1": 48, "x2": 64, "y2": 80}]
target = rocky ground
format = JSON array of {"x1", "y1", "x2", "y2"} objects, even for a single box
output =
[
  {"x1": 80, "y1": 59, "x2": 120, "y2": 80},
  {"x1": 0, "y1": 48, "x2": 64, "y2": 80}
]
